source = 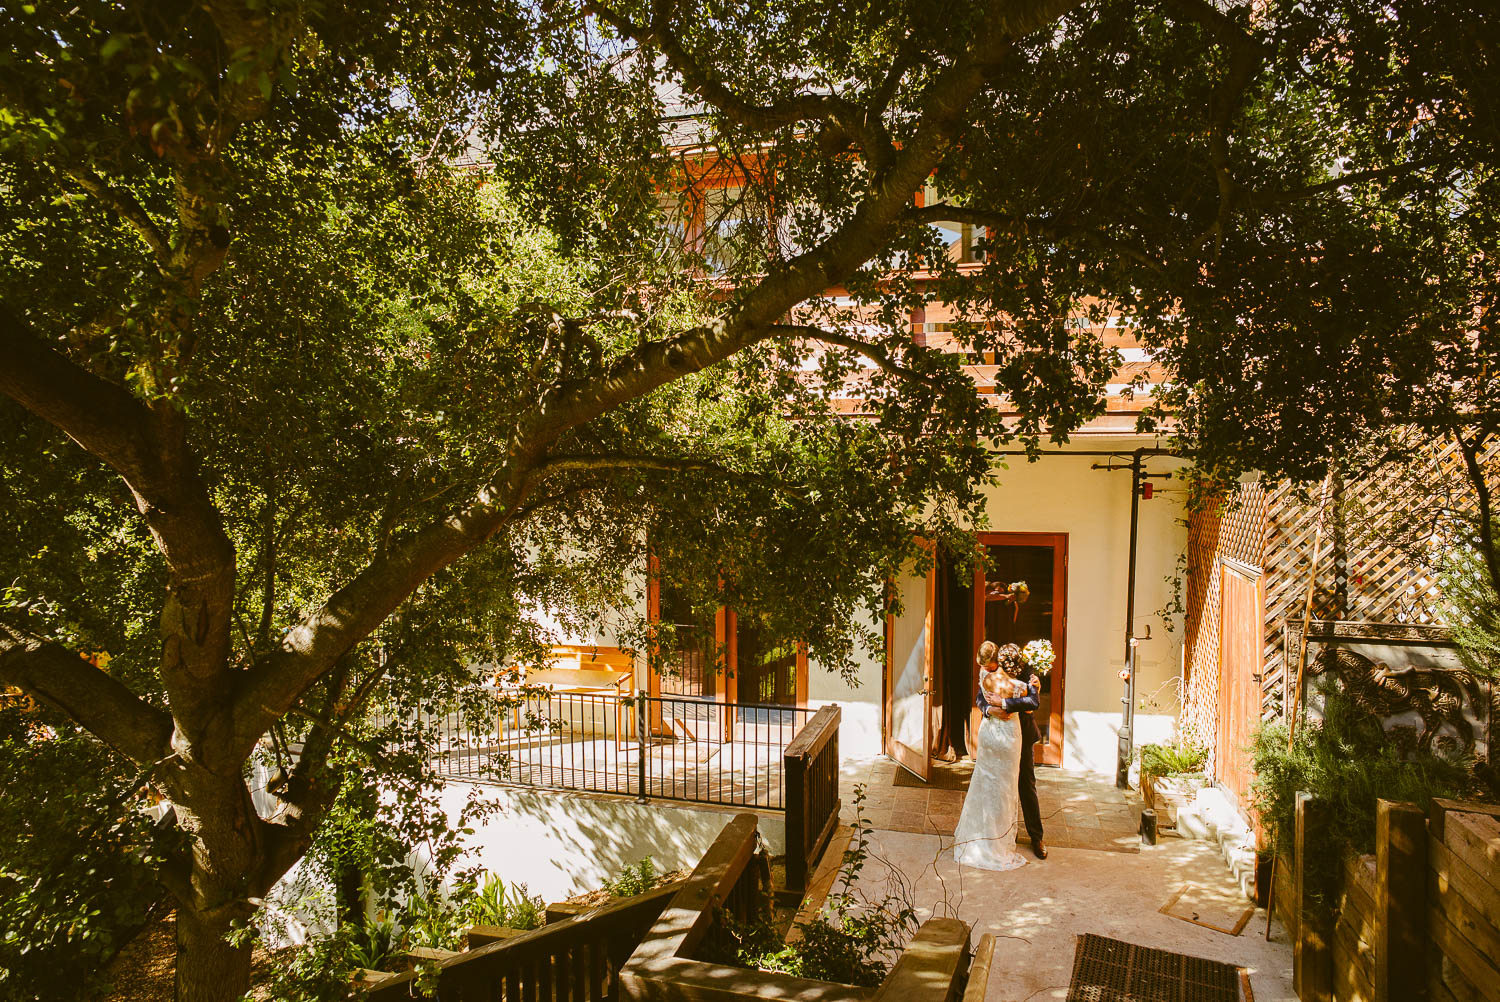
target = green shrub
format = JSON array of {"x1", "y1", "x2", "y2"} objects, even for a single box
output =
[
  {"x1": 702, "y1": 786, "x2": 918, "y2": 987},
  {"x1": 467, "y1": 874, "x2": 544, "y2": 930},
  {"x1": 608, "y1": 856, "x2": 660, "y2": 898},
  {"x1": 1251, "y1": 687, "x2": 1479, "y2": 905},
  {"x1": 0, "y1": 708, "x2": 176, "y2": 1002},
  {"x1": 1140, "y1": 739, "x2": 1208, "y2": 777},
  {"x1": 346, "y1": 911, "x2": 402, "y2": 973}
]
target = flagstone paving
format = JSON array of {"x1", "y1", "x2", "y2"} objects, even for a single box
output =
[
  {"x1": 827, "y1": 756, "x2": 1294, "y2": 1001},
  {"x1": 837, "y1": 757, "x2": 1142, "y2": 853}
]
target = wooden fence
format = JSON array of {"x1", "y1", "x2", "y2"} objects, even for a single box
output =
[
  {"x1": 785, "y1": 703, "x2": 842, "y2": 895},
  {"x1": 365, "y1": 880, "x2": 681, "y2": 1001},
  {"x1": 619, "y1": 812, "x2": 990, "y2": 1002},
  {"x1": 1274, "y1": 796, "x2": 1500, "y2": 1002}
]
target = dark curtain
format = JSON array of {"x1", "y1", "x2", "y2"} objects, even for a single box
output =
[{"x1": 932, "y1": 555, "x2": 975, "y2": 759}]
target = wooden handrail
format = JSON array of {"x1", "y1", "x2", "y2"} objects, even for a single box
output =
[
  {"x1": 786, "y1": 705, "x2": 842, "y2": 894},
  {"x1": 365, "y1": 879, "x2": 684, "y2": 1001},
  {"x1": 785, "y1": 704, "x2": 840, "y2": 761},
  {"x1": 961, "y1": 934, "x2": 995, "y2": 1002}
]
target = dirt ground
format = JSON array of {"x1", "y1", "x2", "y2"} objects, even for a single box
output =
[{"x1": 96, "y1": 913, "x2": 281, "y2": 1002}]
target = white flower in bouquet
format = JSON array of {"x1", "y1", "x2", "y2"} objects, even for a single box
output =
[{"x1": 1021, "y1": 639, "x2": 1055, "y2": 675}]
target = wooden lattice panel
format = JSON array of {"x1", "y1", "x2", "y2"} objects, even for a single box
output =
[
  {"x1": 1260, "y1": 439, "x2": 1495, "y2": 718},
  {"x1": 1184, "y1": 436, "x2": 1496, "y2": 770}
]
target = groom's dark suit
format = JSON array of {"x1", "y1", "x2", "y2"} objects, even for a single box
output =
[{"x1": 976, "y1": 667, "x2": 1044, "y2": 848}]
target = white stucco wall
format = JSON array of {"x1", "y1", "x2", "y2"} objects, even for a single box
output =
[
  {"x1": 526, "y1": 440, "x2": 1190, "y2": 777},
  {"x1": 813, "y1": 440, "x2": 1191, "y2": 776},
  {"x1": 982, "y1": 445, "x2": 1188, "y2": 773},
  {"x1": 429, "y1": 784, "x2": 783, "y2": 904}
]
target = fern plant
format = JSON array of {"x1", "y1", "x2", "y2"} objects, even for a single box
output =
[
  {"x1": 1140, "y1": 740, "x2": 1208, "y2": 777},
  {"x1": 467, "y1": 874, "x2": 544, "y2": 930},
  {"x1": 608, "y1": 856, "x2": 660, "y2": 897}
]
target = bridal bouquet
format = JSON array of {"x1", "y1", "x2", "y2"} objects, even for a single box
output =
[{"x1": 1021, "y1": 639, "x2": 1055, "y2": 676}]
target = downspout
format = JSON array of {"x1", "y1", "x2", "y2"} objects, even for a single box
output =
[{"x1": 1116, "y1": 449, "x2": 1144, "y2": 789}]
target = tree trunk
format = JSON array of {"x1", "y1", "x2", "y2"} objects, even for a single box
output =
[
  {"x1": 165, "y1": 758, "x2": 273, "y2": 1002},
  {"x1": 175, "y1": 906, "x2": 253, "y2": 1002}
]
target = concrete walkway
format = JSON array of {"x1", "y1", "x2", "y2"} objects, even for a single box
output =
[{"x1": 834, "y1": 759, "x2": 1295, "y2": 1001}]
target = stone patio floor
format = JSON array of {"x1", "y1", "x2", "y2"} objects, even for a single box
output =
[
  {"x1": 838, "y1": 756, "x2": 1142, "y2": 852},
  {"x1": 832, "y1": 757, "x2": 1295, "y2": 1001}
]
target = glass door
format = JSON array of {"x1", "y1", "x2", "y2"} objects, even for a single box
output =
[{"x1": 885, "y1": 544, "x2": 936, "y2": 781}]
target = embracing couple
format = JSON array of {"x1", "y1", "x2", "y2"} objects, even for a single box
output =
[{"x1": 952, "y1": 640, "x2": 1047, "y2": 871}]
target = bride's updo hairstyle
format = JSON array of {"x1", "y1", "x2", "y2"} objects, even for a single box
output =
[
  {"x1": 996, "y1": 643, "x2": 1025, "y2": 676},
  {"x1": 975, "y1": 640, "x2": 1000, "y2": 666}
]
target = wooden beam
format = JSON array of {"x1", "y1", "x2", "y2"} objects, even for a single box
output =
[
  {"x1": 961, "y1": 934, "x2": 996, "y2": 1002},
  {"x1": 871, "y1": 918, "x2": 971, "y2": 1002},
  {"x1": 1374, "y1": 800, "x2": 1428, "y2": 1002},
  {"x1": 1294, "y1": 793, "x2": 1334, "y2": 1002}
]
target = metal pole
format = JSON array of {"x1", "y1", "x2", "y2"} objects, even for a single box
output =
[
  {"x1": 1116, "y1": 449, "x2": 1144, "y2": 789},
  {"x1": 636, "y1": 689, "x2": 648, "y2": 802}
]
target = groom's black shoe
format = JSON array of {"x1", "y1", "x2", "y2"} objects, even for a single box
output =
[{"x1": 1031, "y1": 840, "x2": 1048, "y2": 860}]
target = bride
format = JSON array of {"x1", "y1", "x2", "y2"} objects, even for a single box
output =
[{"x1": 952, "y1": 641, "x2": 1034, "y2": 871}]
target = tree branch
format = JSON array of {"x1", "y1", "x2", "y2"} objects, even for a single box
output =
[
  {"x1": 1452, "y1": 426, "x2": 1500, "y2": 597},
  {"x1": 61, "y1": 166, "x2": 172, "y2": 266},
  {"x1": 592, "y1": 1, "x2": 895, "y2": 171},
  {"x1": 0, "y1": 622, "x2": 174, "y2": 766},
  {"x1": 1245, "y1": 157, "x2": 1451, "y2": 211},
  {"x1": 538, "y1": 454, "x2": 730, "y2": 475},
  {"x1": 0, "y1": 305, "x2": 237, "y2": 725},
  {"x1": 768, "y1": 324, "x2": 946, "y2": 388},
  {"x1": 1163, "y1": 0, "x2": 1268, "y2": 254}
]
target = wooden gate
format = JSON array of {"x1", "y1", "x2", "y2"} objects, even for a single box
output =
[{"x1": 1217, "y1": 561, "x2": 1263, "y2": 807}]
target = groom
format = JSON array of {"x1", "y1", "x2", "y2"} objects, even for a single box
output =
[{"x1": 977, "y1": 643, "x2": 1046, "y2": 859}]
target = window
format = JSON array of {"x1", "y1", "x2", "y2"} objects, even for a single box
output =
[
  {"x1": 921, "y1": 181, "x2": 986, "y2": 265},
  {"x1": 699, "y1": 184, "x2": 753, "y2": 275}
]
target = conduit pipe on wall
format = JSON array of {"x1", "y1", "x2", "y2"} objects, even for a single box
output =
[{"x1": 987, "y1": 444, "x2": 1178, "y2": 783}]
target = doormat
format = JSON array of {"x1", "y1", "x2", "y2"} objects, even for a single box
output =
[
  {"x1": 1066, "y1": 933, "x2": 1248, "y2": 1002},
  {"x1": 892, "y1": 761, "x2": 972, "y2": 790},
  {"x1": 1161, "y1": 883, "x2": 1256, "y2": 936}
]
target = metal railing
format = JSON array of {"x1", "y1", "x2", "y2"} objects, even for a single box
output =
[{"x1": 375, "y1": 689, "x2": 818, "y2": 811}]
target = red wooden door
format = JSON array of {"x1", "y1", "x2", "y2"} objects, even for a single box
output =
[{"x1": 1217, "y1": 562, "x2": 1263, "y2": 807}]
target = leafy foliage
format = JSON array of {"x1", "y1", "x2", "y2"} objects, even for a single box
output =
[
  {"x1": 1251, "y1": 689, "x2": 1478, "y2": 905},
  {"x1": 0, "y1": 708, "x2": 177, "y2": 1002},
  {"x1": 466, "y1": 875, "x2": 544, "y2": 931},
  {"x1": 1140, "y1": 740, "x2": 1209, "y2": 778},
  {"x1": 607, "y1": 857, "x2": 663, "y2": 899}
]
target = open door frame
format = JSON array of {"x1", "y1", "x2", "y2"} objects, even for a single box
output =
[
  {"x1": 972, "y1": 531, "x2": 1068, "y2": 766},
  {"x1": 884, "y1": 540, "x2": 936, "y2": 781}
]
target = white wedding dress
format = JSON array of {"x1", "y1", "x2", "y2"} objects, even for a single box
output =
[{"x1": 952, "y1": 703, "x2": 1028, "y2": 872}]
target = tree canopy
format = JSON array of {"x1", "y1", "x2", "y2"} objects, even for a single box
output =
[{"x1": 1, "y1": 0, "x2": 1487, "y2": 997}]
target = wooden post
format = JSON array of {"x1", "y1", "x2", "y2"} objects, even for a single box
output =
[
  {"x1": 785, "y1": 741, "x2": 808, "y2": 895},
  {"x1": 1288, "y1": 474, "x2": 1333, "y2": 746},
  {"x1": 1294, "y1": 792, "x2": 1334, "y2": 1002},
  {"x1": 1374, "y1": 799, "x2": 1428, "y2": 1002}
]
